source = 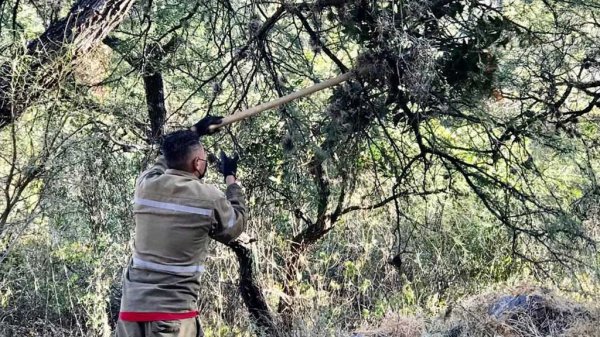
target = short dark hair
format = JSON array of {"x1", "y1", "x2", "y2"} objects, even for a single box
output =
[{"x1": 161, "y1": 130, "x2": 201, "y2": 170}]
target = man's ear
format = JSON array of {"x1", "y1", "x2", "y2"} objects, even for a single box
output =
[{"x1": 194, "y1": 157, "x2": 203, "y2": 172}]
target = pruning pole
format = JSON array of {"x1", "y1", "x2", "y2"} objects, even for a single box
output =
[{"x1": 208, "y1": 71, "x2": 354, "y2": 132}]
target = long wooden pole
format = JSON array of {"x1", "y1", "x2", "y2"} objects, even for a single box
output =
[{"x1": 208, "y1": 71, "x2": 354, "y2": 132}]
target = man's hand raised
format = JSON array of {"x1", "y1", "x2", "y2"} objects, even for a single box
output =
[
  {"x1": 191, "y1": 115, "x2": 223, "y2": 137},
  {"x1": 218, "y1": 151, "x2": 239, "y2": 182}
]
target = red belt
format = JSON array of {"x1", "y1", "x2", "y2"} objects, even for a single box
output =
[{"x1": 119, "y1": 310, "x2": 198, "y2": 322}]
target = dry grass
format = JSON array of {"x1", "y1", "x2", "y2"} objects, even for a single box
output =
[
  {"x1": 445, "y1": 286, "x2": 598, "y2": 337},
  {"x1": 563, "y1": 308, "x2": 600, "y2": 337},
  {"x1": 0, "y1": 320, "x2": 77, "y2": 337},
  {"x1": 354, "y1": 314, "x2": 424, "y2": 337},
  {"x1": 358, "y1": 285, "x2": 599, "y2": 337}
]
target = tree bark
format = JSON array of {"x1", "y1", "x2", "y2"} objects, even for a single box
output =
[
  {"x1": 143, "y1": 72, "x2": 167, "y2": 141},
  {"x1": 277, "y1": 157, "x2": 335, "y2": 327},
  {"x1": 0, "y1": 0, "x2": 136, "y2": 130},
  {"x1": 228, "y1": 242, "x2": 280, "y2": 337},
  {"x1": 104, "y1": 36, "x2": 182, "y2": 142}
]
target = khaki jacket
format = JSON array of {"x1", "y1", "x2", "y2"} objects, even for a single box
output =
[{"x1": 119, "y1": 156, "x2": 246, "y2": 320}]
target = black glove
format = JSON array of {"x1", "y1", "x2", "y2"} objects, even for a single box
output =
[
  {"x1": 192, "y1": 115, "x2": 223, "y2": 137},
  {"x1": 218, "y1": 151, "x2": 239, "y2": 179}
]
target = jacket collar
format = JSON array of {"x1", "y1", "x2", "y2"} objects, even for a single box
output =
[{"x1": 165, "y1": 169, "x2": 201, "y2": 180}]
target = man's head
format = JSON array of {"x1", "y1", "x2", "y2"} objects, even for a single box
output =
[{"x1": 161, "y1": 130, "x2": 207, "y2": 178}]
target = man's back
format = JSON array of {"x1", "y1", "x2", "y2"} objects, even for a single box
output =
[
  {"x1": 134, "y1": 161, "x2": 243, "y2": 266},
  {"x1": 116, "y1": 125, "x2": 246, "y2": 337}
]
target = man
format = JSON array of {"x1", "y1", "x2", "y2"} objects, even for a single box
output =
[{"x1": 116, "y1": 116, "x2": 246, "y2": 337}]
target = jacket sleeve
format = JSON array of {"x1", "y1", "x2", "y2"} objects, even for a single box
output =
[
  {"x1": 211, "y1": 183, "x2": 247, "y2": 244},
  {"x1": 136, "y1": 156, "x2": 168, "y2": 188}
]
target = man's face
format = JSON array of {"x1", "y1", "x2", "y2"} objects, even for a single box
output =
[{"x1": 192, "y1": 145, "x2": 207, "y2": 178}]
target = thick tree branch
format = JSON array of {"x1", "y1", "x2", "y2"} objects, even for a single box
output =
[{"x1": 0, "y1": 0, "x2": 136, "y2": 130}]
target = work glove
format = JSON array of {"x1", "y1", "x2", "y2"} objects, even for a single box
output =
[
  {"x1": 218, "y1": 151, "x2": 239, "y2": 179},
  {"x1": 192, "y1": 115, "x2": 223, "y2": 137}
]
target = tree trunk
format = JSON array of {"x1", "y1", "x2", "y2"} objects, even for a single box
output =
[
  {"x1": 277, "y1": 157, "x2": 333, "y2": 326},
  {"x1": 228, "y1": 242, "x2": 281, "y2": 337},
  {"x1": 104, "y1": 36, "x2": 178, "y2": 142},
  {"x1": 277, "y1": 243, "x2": 302, "y2": 327},
  {"x1": 0, "y1": 0, "x2": 136, "y2": 129},
  {"x1": 143, "y1": 72, "x2": 167, "y2": 141}
]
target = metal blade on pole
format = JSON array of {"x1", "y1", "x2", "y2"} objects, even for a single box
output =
[{"x1": 208, "y1": 71, "x2": 354, "y2": 132}]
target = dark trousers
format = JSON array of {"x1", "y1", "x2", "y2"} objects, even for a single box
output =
[{"x1": 115, "y1": 317, "x2": 203, "y2": 337}]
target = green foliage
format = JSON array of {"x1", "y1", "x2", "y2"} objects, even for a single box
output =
[{"x1": 0, "y1": 0, "x2": 599, "y2": 336}]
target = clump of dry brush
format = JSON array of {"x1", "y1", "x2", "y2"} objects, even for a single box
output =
[{"x1": 353, "y1": 286, "x2": 600, "y2": 337}]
